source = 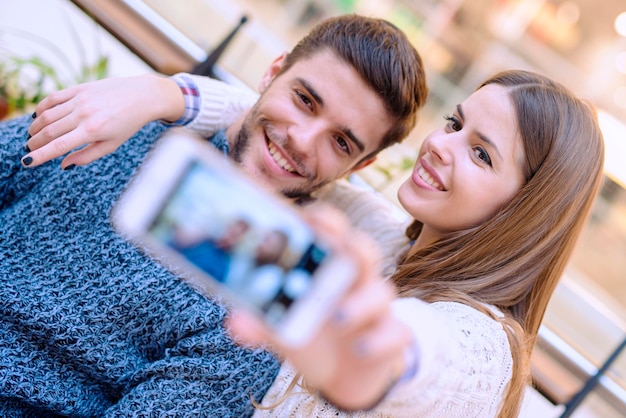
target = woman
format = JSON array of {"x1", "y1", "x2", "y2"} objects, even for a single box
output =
[
  {"x1": 226, "y1": 70, "x2": 605, "y2": 417},
  {"x1": 24, "y1": 68, "x2": 603, "y2": 416}
]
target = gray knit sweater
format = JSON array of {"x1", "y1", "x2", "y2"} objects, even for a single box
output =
[{"x1": 0, "y1": 115, "x2": 279, "y2": 417}]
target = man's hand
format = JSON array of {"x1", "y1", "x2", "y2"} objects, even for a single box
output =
[{"x1": 23, "y1": 74, "x2": 184, "y2": 169}]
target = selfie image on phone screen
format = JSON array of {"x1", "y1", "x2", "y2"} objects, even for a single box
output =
[{"x1": 146, "y1": 161, "x2": 329, "y2": 326}]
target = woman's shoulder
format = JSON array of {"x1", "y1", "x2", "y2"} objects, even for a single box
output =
[
  {"x1": 393, "y1": 298, "x2": 512, "y2": 391},
  {"x1": 431, "y1": 300, "x2": 504, "y2": 320},
  {"x1": 394, "y1": 298, "x2": 510, "y2": 350},
  {"x1": 430, "y1": 300, "x2": 510, "y2": 344},
  {"x1": 370, "y1": 298, "x2": 514, "y2": 416}
]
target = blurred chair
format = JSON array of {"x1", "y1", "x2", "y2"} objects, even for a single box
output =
[
  {"x1": 191, "y1": 15, "x2": 248, "y2": 78},
  {"x1": 519, "y1": 386, "x2": 565, "y2": 418},
  {"x1": 558, "y1": 335, "x2": 626, "y2": 418},
  {"x1": 70, "y1": 0, "x2": 248, "y2": 78}
]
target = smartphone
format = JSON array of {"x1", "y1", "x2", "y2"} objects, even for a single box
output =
[{"x1": 112, "y1": 128, "x2": 356, "y2": 347}]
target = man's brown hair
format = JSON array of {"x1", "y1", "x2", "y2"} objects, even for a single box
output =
[{"x1": 279, "y1": 14, "x2": 428, "y2": 156}]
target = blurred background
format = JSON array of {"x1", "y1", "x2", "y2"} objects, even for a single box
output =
[{"x1": 2, "y1": 0, "x2": 625, "y2": 416}]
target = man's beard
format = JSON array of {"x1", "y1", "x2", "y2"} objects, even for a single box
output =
[{"x1": 232, "y1": 113, "x2": 328, "y2": 204}]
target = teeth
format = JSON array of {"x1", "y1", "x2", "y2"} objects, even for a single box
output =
[
  {"x1": 268, "y1": 142, "x2": 296, "y2": 173},
  {"x1": 418, "y1": 166, "x2": 443, "y2": 190}
]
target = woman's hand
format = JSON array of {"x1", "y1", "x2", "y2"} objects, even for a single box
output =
[
  {"x1": 226, "y1": 204, "x2": 413, "y2": 411},
  {"x1": 23, "y1": 74, "x2": 184, "y2": 169}
]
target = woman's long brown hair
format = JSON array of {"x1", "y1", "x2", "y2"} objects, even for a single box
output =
[{"x1": 394, "y1": 70, "x2": 605, "y2": 417}]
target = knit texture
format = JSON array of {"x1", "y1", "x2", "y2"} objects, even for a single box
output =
[
  {"x1": 254, "y1": 300, "x2": 512, "y2": 418},
  {"x1": 0, "y1": 115, "x2": 279, "y2": 417},
  {"x1": 183, "y1": 73, "x2": 258, "y2": 138},
  {"x1": 314, "y1": 180, "x2": 411, "y2": 279}
]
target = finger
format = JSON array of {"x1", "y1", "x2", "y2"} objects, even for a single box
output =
[
  {"x1": 334, "y1": 280, "x2": 395, "y2": 332},
  {"x1": 33, "y1": 86, "x2": 77, "y2": 119},
  {"x1": 61, "y1": 139, "x2": 123, "y2": 168},
  {"x1": 350, "y1": 316, "x2": 413, "y2": 363},
  {"x1": 301, "y1": 203, "x2": 351, "y2": 239},
  {"x1": 27, "y1": 103, "x2": 75, "y2": 150},
  {"x1": 22, "y1": 128, "x2": 87, "y2": 169},
  {"x1": 344, "y1": 230, "x2": 381, "y2": 276},
  {"x1": 323, "y1": 317, "x2": 413, "y2": 408},
  {"x1": 302, "y1": 204, "x2": 382, "y2": 287},
  {"x1": 225, "y1": 310, "x2": 276, "y2": 349}
]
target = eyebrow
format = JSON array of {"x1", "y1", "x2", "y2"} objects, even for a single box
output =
[
  {"x1": 456, "y1": 104, "x2": 503, "y2": 161},
  {"x1": 298, "y1": 78, "x2": 366, "y2": 153}
]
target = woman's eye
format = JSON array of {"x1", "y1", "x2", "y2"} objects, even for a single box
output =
[
  {"x1": 444, "y1": 115, "x2": 462, "y2": 131},
  {"x1": 474, "y1": 147, "x2": 492, "y2": 166}
]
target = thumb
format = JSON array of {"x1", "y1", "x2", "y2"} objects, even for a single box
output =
[
  {"x1": 225, "y1": 309, "x2": 275, "y2": 349},
  {"x1": 62, "y1": 138, "x2": 125, "y2": 168}
]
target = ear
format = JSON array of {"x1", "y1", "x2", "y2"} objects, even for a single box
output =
[
  {"x1": 258, "y1": 52, "x2": 288, "y2": 93},
  {"x1": 350, "y1": 156, "x2": 377, "y2": 173}
]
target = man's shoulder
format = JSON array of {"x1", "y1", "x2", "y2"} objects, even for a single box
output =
[
  {"x1": 205, "y1": 129, "x2": 230, "y2": 155},
  {"x1": 316, "y1": 178, "x2": 411, "y2": 278},
  {"x1": 316, "y1": 177, "x2": 409, "y2": 225}
]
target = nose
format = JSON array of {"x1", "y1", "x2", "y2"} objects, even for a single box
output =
[
  {"x1": 424, "y1": 130, "x2": 454, "y2": 165},
  {"x1": 286, "y1": 120, "x2": 322, "y2": 159}
]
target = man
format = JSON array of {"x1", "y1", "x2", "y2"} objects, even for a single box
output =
[
  {"x1": 1, "y1": 15, "x2": 426, "y2": 416},
  {"x1": 25, "y1": 16, "x2": 426, "y2": 202}
]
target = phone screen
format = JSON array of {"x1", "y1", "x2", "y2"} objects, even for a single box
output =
[{"x1": 146, "y1": 160, "x2": 329, "y2": 327}]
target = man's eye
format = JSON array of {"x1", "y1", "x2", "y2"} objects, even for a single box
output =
[
  {"x1": 474, "y1": 147, "x2": 492, "y2": 166},
  {"x1": 336, "y1": 136, "x2": 350, "y2": 154},
  {"x1": 297, "y1": 91, "x2": 313, "y2": 109},
  {"x1": 444, "y1": 115, "x2": 462, "y2": 131}
]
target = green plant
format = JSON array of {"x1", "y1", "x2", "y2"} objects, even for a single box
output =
[
  {"x1": 0, "y1": 26, "x2": 109, "y2": 119},
  {"x1": 373, "y1": 155, "x2": 416, "y2": 183}
]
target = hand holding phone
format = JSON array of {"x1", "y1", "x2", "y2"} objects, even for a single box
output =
[
  {"x1": 112, "y1": 128, "x2": 357, "y2": 347},
  {"x1": 225, "y1": 205, "x2": 411, "y2": 411}
]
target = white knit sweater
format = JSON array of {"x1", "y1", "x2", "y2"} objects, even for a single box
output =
[
  {"x1": 181, "y1": 74, "x2": 514, "y2": 417},
  {"x1": 253, "y1": 300, "x2": 512, "y2": 418}
]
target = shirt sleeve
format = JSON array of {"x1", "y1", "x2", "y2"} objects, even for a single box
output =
[
  {"x1": 0, "y1": 115, "x2": 53, "y2": 210},
  {"x1": 163, "y1": 73, "x2": 258, "y2": 138},
  {"x1": 374, "y1": 298, "x2": 513, "y2": 417}
]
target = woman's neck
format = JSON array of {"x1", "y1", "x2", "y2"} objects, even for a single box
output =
[{"x1": 408, "y1": 225, "x2": 441, "y2": 256}]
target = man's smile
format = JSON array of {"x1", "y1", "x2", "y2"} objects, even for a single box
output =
[{"x1": 267, "y1": 140, "x2": 297, "y2": 174}]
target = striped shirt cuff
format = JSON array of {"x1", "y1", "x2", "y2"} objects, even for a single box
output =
[{"x1": 163, "y1": 73, "x2": 201, "y2": 126}]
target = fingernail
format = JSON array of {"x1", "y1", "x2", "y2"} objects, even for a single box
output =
[
  {"x1": 22, "y1": 156, "x2": 33, "y2": 166},
  {"x1": 354, "y1": 340, "x2": 369, "y2": 357},
  {"x1": 64, "y1": 164, "x2": 76, "y2": 171},
  {"x1": 31, "y1": 112, "x2": 37, "y2": 119},
  {"x1": 24, "y1": 144, "x2": 31, "y2": 153},
  {"x1": 27, "y1": 133, "x2": 31, "y2": 140},
  {"x1": 333, "y1": 310, "x2": 347, "y2": 324}
]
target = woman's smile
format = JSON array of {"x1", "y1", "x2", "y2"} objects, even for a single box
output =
[
  {"x1": 398, "y1": 84, "x2": 526, "y2": 243},
  {"x1": 413, "y1": 159, "x2": 445, "y2": 191}
]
